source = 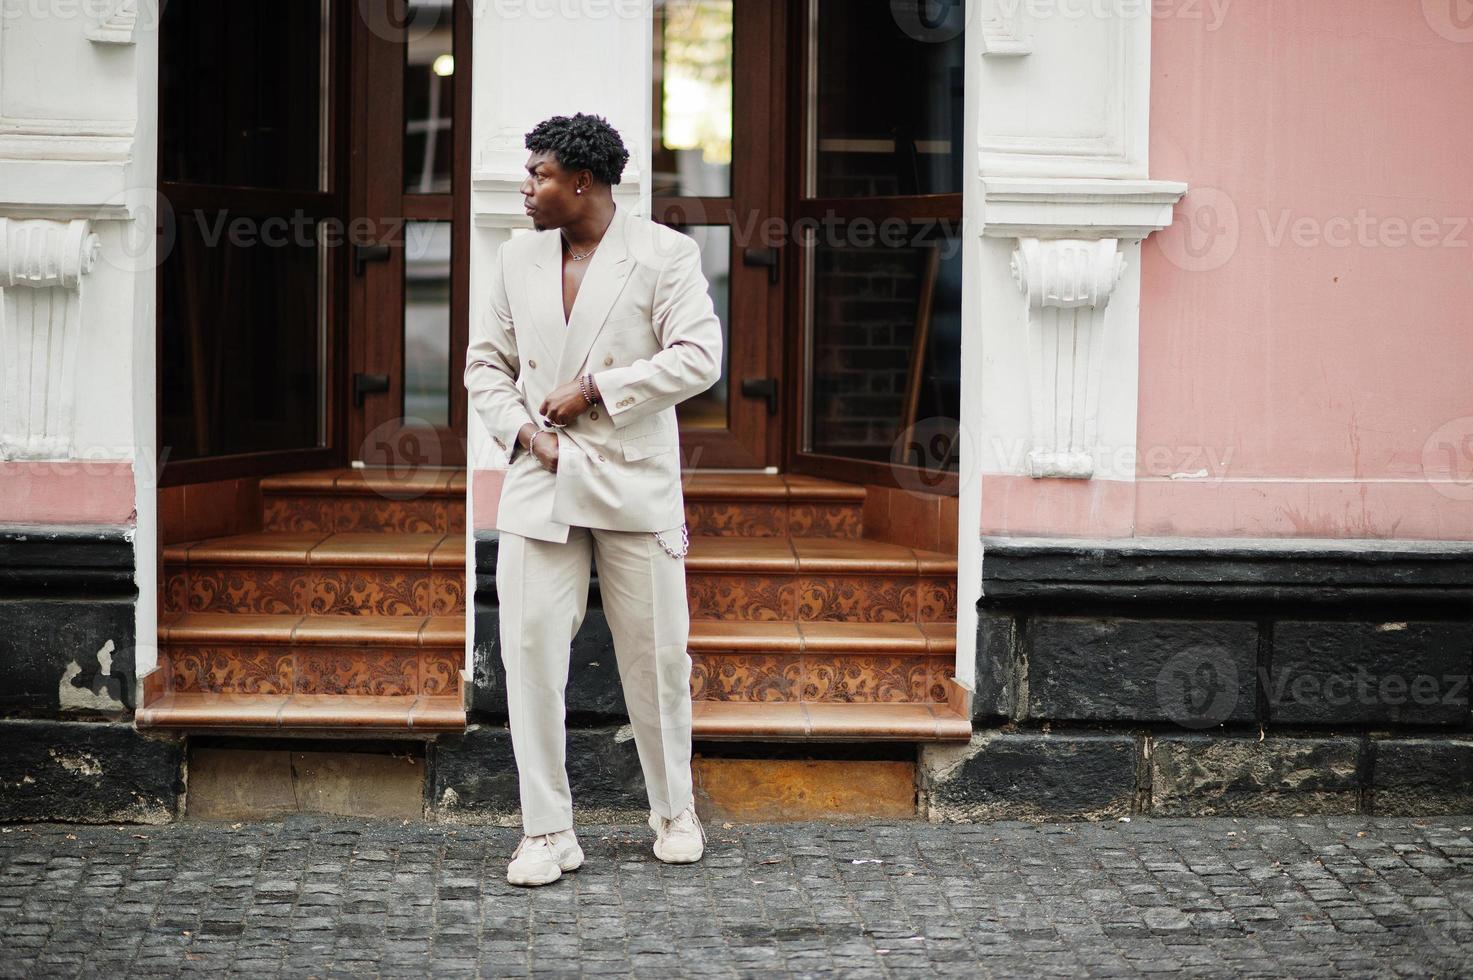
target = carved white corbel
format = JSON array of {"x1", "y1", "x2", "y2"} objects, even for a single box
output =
[
  {"x1": 0, "y1": 219, "x2": 102, "y2": 460},
  {"x1": 1009, "y1": 237, "x2": 1125, "y2": 479},
  {"x1": 86, "y1": 0, "x2": 139, "y2": 44}
]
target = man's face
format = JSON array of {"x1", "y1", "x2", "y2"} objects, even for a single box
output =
[{"x1": 519, "y1": 151, "x2": 582, "y2": 231}]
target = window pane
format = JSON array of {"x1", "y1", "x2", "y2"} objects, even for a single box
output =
[
  {"x1": 805, "y1": 223, "x2": 961, "y2": 468},
  {"x1": 672, "y1": 226, "x2": 731, "y2": 429},
  {"x1": 404, "y1": 221, "x2": 452, "y2": 427},
  {"x1": 404, "y1": 0, "x2": 455, "y2": 194},
  {"x1": 160, "y1": 211, "x2": 324, "y2": 460},
  {"x1": 809, "y1": 0, "x2": 965, "y2": 197},
  {"x1": 653, "y1": 0, "x2": 733, "y2": 198},
  {"x1": 160, "y1": 0, "x2": 325, "y2": 191}
]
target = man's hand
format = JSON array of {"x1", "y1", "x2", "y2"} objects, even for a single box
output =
[
  {"x1": 517, "y1": 422, "x2": 558, "y2": 472},
  {"x1": 538, "y1": 378, "x2": 598, "y2": 426}
]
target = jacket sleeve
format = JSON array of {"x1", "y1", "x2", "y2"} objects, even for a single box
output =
[
  {"x1": 464, "y1": 240, "x2": 538, "y2": 465},
  {"x1": 592, "y1": 233, "x2": 723, "y2": 430}
]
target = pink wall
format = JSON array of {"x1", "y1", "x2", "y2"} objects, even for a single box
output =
[
  {"x1": 0, "y1": 461, "x2": 137, "y2": 525},
  {"x1": 988, "y1": 2, "x2": 1473, "y2": 541}
]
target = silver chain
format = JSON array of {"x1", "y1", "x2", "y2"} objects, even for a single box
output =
[{"x1": 651, "y1": 522, "x2": 689, "y2": 559}]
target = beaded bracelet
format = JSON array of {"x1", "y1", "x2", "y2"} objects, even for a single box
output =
[{"x1": 578, "y1": 372, "x2": 599, "y2": 406}]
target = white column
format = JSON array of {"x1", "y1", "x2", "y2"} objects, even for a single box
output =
[
  {"x1": 0, "y1": 219, "x2": 102, "y2": 459},
  {"x1": 956, "y1": 2, "x2": 1188, "y2": 690}
]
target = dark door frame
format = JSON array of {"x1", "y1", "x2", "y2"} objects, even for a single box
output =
[
  {"x1": 780, "y1": 0, "x2": 962, "y2": 495},
  {"x1": 652, "y1": 0, "x2": 787, "y2": 470},
  {"x1": 155, "y1": 0, "x2": 352, "y2": 489},
  {"x1": 348, "y1": 0, "x2": 473, "y2": 471}
]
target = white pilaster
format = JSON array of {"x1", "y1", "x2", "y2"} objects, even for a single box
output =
[
  {"x1": 0, "y1": 218, "x2": 101, "y2": 459},
  {"x1": 958, "y1": 2, "x2": 1188, "y2": 692}
]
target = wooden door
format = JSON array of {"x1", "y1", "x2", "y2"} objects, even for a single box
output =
[
  {"x1": 349, "y1": 0, "x2": 472, "y2": 471},
  {"x1": 652, "y1": 0, "x2": 788, "y2": 470}
]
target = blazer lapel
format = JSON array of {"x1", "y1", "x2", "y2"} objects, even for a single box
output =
[
  {"x1": 527, "y1": 231, "x2": 565, "y2": 369},
  {"x1": 555, "y1": 205, "x2": 634, "y2": 382}
]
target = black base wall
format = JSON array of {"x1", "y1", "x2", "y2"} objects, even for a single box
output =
[
  {"x1": 0, "y1": 525, "x2": 138, "y2": 717},
  {"x1": 0, "y1": 719, "x2": 183, "y2": 824},
  {"x1": 927, "y1": 537, "x2": 1473, "y2": 819}
]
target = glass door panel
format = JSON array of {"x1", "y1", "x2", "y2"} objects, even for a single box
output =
[
  {"x1": 791, "y1": 0, "x2": 964, "y2": 490},
  {"x1": 652, "y1": 0, "x2": 782, "y2": 469},
  {"x1": 352, "y1": 0, "x2": 469, "y2": 469},
  {"x1": 157, "y1": 0, "x2": 339, "y2": 480}
]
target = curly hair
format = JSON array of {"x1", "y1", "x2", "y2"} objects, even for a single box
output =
[{"x1": 524, "y1": 113, "x2": 629, "y2": 186}]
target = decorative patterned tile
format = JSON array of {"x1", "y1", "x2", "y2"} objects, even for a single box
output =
[
  {"x1": 262, "y1": 495, "x2": 335, "y2": 533},
  {"x1": 802, "y1": 655, "x2": 930, "y2": 703},
  {"x1": 793, "y1": 576, "x2": 916, "y2": 622},
  {"x1": 685, "y1": 502, "x2": 788, "y2": 537},
  {"x1": 916, "y1": 577, "x2": 957, "y2": 621},
  {"x1": 787, "y1": 503, "x2": 863, "y2": 538},
  {"x1": 167, "y1": 646, "x2": 294, "y2": 695},
  {"x1": 294, "y1": 648, "x2": 418, "y2": 697},
  {"x1": 187, "y1": 566, "x2": 311, "y2": 615},
  {"x1": 419, "y1": 648, "x2": 464, "y2": 697},
  {"x1": 691, "y1": 653, "x2": 801, "y2": 702},
  {"x1": 686, "y1": 574, "x2": 795, "y2": 621}
]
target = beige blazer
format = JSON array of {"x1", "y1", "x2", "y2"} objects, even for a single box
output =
[{"x1": 464, "y1": 204, "x2": 723, "y2": 543}]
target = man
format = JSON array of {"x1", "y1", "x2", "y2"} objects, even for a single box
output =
[{"x1": 463, "y1": 113, "x2": 722, "y2": 887}]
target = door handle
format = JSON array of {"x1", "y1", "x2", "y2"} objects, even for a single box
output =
[
  {"x1": 353, "y1": 372, "x2": 390, "y2": 407},
  {"x1": 742, "y1": 246, "x2": 780, "y2": 284},
  {"x1": 741, "y1": 377, "x2": 779, "y2": 416},
  {"x1": 354, "y1": 243, "x2": 391, "y2": 276}
]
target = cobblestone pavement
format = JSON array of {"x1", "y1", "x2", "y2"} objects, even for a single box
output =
[{"x1": 1, "y1": 815, "x2": 1471, "y2": 978}]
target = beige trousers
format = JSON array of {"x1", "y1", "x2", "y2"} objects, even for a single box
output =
[{"x1": 495, "y1": 524, "x2": 694, "y2": 836}]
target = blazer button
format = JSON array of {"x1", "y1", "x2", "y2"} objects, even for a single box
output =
[
  {"x1": 589, "y1": 410, "x2": 599, "y2": 420},
  {"x1": 603, "y1": 355, "x2": 613, "y2": 366},
  {"x1": 528, "y1": 359, "x2": 537, "y2": 369},
  {"x1": 597, "y1": 454, "x2": 605, "y2": 462}
]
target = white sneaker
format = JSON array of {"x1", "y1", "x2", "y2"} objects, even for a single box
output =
[
  {"x1": 649, "y1": 804, "x2": 705, "y2": 864},
  {"x1": 506, "y1": 829, "x2": 584, "y2": 887}
]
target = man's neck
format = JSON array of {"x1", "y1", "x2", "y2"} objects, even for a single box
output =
[{"x1": 562, "y1": 200, "x2": 616, "y2": 253}]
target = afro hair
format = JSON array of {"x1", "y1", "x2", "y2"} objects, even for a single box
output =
[{"x1": 524, "y1": 113, "x2": 630, "y2": 187}]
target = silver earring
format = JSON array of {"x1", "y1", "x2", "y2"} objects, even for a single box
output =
[{"x1": 576, "y1": 188, "x2": 582, "y2": 194}]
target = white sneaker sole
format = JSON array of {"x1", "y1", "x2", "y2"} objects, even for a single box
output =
[
  {"x1": 507, "y1": 844, "x2": 584, "y2": 887},
  {"x1": 653, "y1": 842, "x2": 703, "y2": 864}
]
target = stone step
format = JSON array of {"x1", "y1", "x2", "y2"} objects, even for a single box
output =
[
  {"x1": 684, "y1": 536, "x2": 957, "y2": 622},
  {"x1": 163, "y1": 532, "x2": 466, "y2": 616},
  {"x1": 692, "y1": 696, "x2": 971, "y2": 742},
  {"x1": 137, "y1": 612, "x2": 467, "y2": 732},
  {"x1": 681, "y1": 472, "x2": 865, "y2": 538},
  {"x1": 136, "y1": 692, "x2": 465, "y2": 732},
  {"x1": 261, "y1": 468, "x2": 466, "y2": 534},
  {"x1": 688, "y1": 620, "x2": 957, "y2": 703}
]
